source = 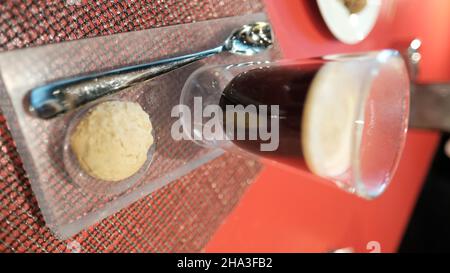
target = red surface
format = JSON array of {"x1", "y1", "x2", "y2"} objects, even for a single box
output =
[{"x1": 205, "y1": 0, "x2": 449, "y2": 253}]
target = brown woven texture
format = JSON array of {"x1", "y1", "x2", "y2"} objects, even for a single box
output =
[{"x1": 0, "y1": 0, "x2": 264, "y2": 253}]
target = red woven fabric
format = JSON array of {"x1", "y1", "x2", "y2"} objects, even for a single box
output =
[
  {"x1": 0, "y1": 0, "x2": 263, "y2": 51},
  {"x1": 0, "y1": 0, "x2": 264, "y2": 253}
]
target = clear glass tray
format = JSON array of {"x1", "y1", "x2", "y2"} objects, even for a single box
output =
[{"x1": 0, "y1": 12, "x2": 275, "y2": 238}]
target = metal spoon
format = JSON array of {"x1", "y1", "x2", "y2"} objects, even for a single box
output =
[{"x1": 27, "y1": 22, "x2": 273, "y2": 119}]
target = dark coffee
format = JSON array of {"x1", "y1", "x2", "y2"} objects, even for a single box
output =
[{"x1": 219, "y1": 63, "x2": 324, "y2": 159}]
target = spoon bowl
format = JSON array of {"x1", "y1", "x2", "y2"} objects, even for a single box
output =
[{"x1": 224, "y1": 22, "x2": 273, "y2": 56}]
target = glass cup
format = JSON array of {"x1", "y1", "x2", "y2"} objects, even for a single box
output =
[{"x1": 179, "y1": 50, "x2": 410, "y2": 199}]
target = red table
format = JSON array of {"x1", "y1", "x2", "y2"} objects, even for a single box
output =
[{"x1": 206, "y1": 0, "x2": 449, "y2": 253}]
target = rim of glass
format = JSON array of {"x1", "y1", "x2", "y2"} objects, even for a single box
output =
[{"x1": 350, "y1": 50, "x2": 409, "y2": 199}]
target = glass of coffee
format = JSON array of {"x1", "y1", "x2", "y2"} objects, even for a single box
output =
[{"x1": 178, "y1": 50, "x2": 410, "y2": 199}]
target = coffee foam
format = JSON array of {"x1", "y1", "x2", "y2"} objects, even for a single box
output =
[{"x1": 302, "y1": 61, "x2": 361, "y2": 178}]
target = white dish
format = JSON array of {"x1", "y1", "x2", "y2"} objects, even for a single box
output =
[{"x1": 317, "y1": 0, "x2": 382, "y2": 44}]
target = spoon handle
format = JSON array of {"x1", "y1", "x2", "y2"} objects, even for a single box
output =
[{"x1": 28, "y1": 46, "x2": 223, "y2": 119}]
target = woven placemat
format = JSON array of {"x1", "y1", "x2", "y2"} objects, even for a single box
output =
[{"x1": 0, "y1": 0, "x2": 264, "y2": 253}]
